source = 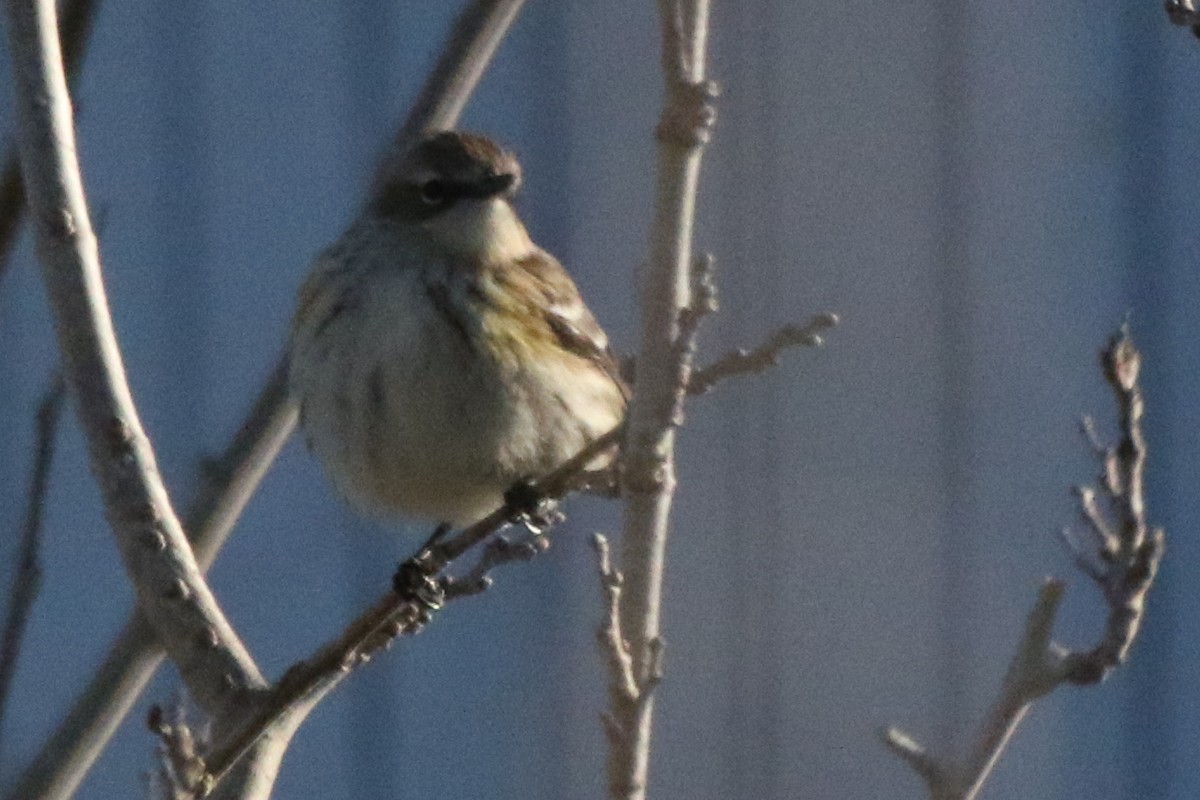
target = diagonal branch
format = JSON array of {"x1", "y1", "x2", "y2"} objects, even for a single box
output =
[
  {"x1": 5, "y1": 0, "x2": 265, "y2": 717},
  {"x1": 381, "y1": 0, "x2": 527, "y2": 175},
  {"x1": 0, "y1": 0, "x2": 101, "y2": 293},
  {"x1": 9, "y1": 4, "x2": 529, "y2": 798},
  {"x1": 882, "y1": 581, "x2": 1065, "y2": 800},
  {"x1": 0, "y1": 374, "x2": 64, "y2": 739},
  {"x1": 196, "y1": 424, "x2": 621, "y2": 794},
  {"x1": 882, "y1": 327, "x2": 1163, "y2": 800},
  {"x1": 7, "y1": 359, "x2": 295, "y2": 800}
]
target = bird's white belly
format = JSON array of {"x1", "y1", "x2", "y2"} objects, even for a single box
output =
[{"x1": 292, "y1": 267, "x2": 619, "y2": 525}]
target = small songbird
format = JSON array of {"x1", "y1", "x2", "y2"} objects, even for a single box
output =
[{"x1": 289, "y1": 131, "x2": 626, "y2": 528}]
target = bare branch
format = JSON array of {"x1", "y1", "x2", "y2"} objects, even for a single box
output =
[
  {"x1": 196, "y1": 421, "x2": 620, "y2": 794},
  {"x1": 0, "y1": 374, "x2": 64, "y2": 736},
  {"x1": 1060, "y1": 328, "x2": 1163, "y2": 684},
  {"x1": 11, "y1": 3, "x2": 530, "y2": 797},
  {"x1": 443, "y1": 533, "x2": 551, "y2": 600},
  {"x1": 185, "y1": 358, "x2": 297, "y2": 571},
  {"x1": 885, "y1": 583, "x2": 1067, "y2": 800},
  {"x1": 8, "y1": 362, "x2": 295, "y2": 800},
  {"x1": 198, "y1": 595, "x2": 426, "y2": 796},
  {"x1": 883, "y1": 328, "x2": 1163, "y2": 800},
  {"x1": 0, "y1": 0, "x2": 101, "y2": 293},
  {"x1": 946, "y1": 582, "x2": 1064, "y2": 799},
  {"x1": 6, "y1": 0, "x2": 265, "y2": 715},
  {"x1": 374, "y1": 0, "x2": 527, "y2": 194},
  {"x1": 686, "y1": 312, "x2": 839, "y2": 396},
  {"x1": 591, "y1": 535, "x2": 639, "y2": 706},
  {"x1": 601, "y1": 1, "x2": 716, "y2": 797}
]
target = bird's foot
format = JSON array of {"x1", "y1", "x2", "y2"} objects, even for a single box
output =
[
  {"x1": 503, "y1": 479, "x2": 563, "y2": 534},
  {"x1": 392, "y1": 553, "x2": 446, "y2": 613}
]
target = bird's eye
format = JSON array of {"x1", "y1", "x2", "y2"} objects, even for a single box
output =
[{"x1": 420, "y1": 180, "x2": 447, "y2": 205}]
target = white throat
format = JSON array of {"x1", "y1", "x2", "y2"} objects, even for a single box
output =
[{"x1": 423, "y1": 198, "x2": 535, "y2": 264}]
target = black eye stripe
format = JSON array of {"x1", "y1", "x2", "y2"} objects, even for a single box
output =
[
  {"x1": 420, "y1": 180, "x2": 449, "y2": 204},
  {"x1": 420, "y1": 175, "x2": 515, "y2": 205},
  {"x1": 422, "y1": 180, "x2": 480, "y2": 203}
]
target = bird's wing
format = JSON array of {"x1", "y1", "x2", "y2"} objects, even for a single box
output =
[{"x1": 514, "y1": 249, "x2": 629, "y2": 401}]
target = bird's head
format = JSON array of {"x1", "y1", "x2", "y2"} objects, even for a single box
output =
[{"x1": 370, "y1": 131, "x2": 532, "y2": 264}]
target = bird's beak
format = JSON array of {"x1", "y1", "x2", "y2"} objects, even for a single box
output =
[{"x1": 468, "y1": 172, "x2": 515, "y2": 199}]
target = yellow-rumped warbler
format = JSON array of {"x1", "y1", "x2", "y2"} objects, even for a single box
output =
[{"x1": 289, "y1": 131, "x2": 627, "y2": 528}]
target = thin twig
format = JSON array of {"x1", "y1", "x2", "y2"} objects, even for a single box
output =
[
  {"x1": 185, "y1": 357, "x2": 296, "y2": 570},
  {"x1": 591, "y1": 534, "x2": 639, "y2": 739},
  {"x1": 0, "y1": 374, "x2": 64, "y2": 739},
  {"x1": 1059, "y1": 328, "x2": 1163, "y2": 685},
  {"x1": 374, "y1": 0, "x2": 527, "y2": 195},
  {"x1": 443, "y1": 533, "x2": 551, "y2": 600},
  {"x1": 686, "y1": 312, "x2": 839, "y2": 396},
  {"x1": 881, "y1": 726, "x2": 947, "y2": 793},
  {"x1": 883, "y1": 327, "x2": 1163, "y2": 800},
  {"x1": 0, "y1": 0, "x2": 101, "y2": 292}
]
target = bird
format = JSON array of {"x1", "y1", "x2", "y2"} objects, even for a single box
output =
[{"x1": 289, "y1": 130, "x2": 627, "y2": 531}]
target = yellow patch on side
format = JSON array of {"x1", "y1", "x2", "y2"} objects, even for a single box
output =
[{"x1": 475, "y1": 269, "x2": 561, "y2": 369}]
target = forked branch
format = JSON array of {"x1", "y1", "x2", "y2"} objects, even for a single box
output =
[{"x1": 882, "y1": 327, "x2": 1163, "y2": 800}]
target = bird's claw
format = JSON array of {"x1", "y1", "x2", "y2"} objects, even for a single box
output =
[
  {"x1": 503, "y1": 479, "x2": 562, "y2": 534},
  {"x1": 392, "y1": 556, "x2": 446, "y2": 612}
]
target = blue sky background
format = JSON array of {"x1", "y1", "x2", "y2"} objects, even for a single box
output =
[{"x1": 2, "y1": 2, "x2": 1200, "y2": 798}]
